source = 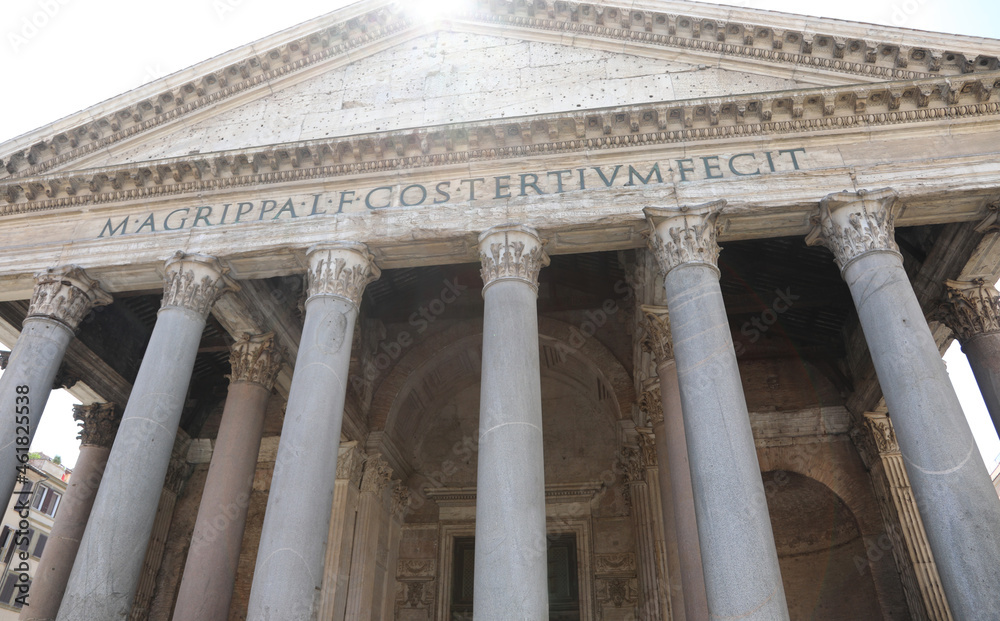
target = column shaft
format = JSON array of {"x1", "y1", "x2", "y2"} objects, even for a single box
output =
[
  {"x1": 656, "y1": 363, "x2": 709, "y2": 621},
  {"x1": 844, "y1": 253, "x2": 1000, "y2": 617},
  {"x1": 20, "y1": 442, "x2": 110, "y2": 621},
  {"x1": 57, "y1": 254, "x2": 231, "y2": 621},
  {"x1": 318, "y1": 443, "x2": 364, "y2": 621},
  {"x1": 646, "y1": 203, "x2": 788, "y2": 621},
  {"x1": 0, "y1": 319, "x2": 74, "y2": 504},
  {"x1": 963, "y1": 336, "x2": 1000, "y2": 432},
  {"x1": 808, "y1": 190, "x2": 1000, "y2": 619},
  {"x1": 624, "y1": 450, "x2": 662, "y2": 621},
  {"x1": 474, "y1": 224, "x2": 549, "y2": 621},
  {"x1": 172, "y1": 333, "x2": 278, "y2": 621},
  {"x1": 247, "y1": 242, "x2": 378, "y2": 618}
]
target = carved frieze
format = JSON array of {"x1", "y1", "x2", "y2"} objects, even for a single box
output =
[
  {"x1": 640, "y1": 305, "x2": 674, "y2": 364},
  {"x1": 306, "y1": 242, "x2": 380, "y2": 307},
  {"x1": 27, "y1": 265, "x2": 112, "y2": 330},
  {"x1": 397, "y1": 558, "x2": 436, "y2": 580},
  {"x1": 228, "y1": 332, "x2": 284, "y2": 389},
  {"x1": 360, "y1": 453, "x2": 393, "y2": 495},
  {"x1": 73, "y1": 402, "x2": 121, "y2": 448},
  {"x1": 161, "y1": 251, "x2": 236, "y2": 317},
  {"x1": 594, "y1": 553, "x2": 637, "y2": 576},
  {"x1": 941, "y1": 279, "x2": 1000, "y2": 343},
  {"x1": 806, "y1": 188, "x2": 900, "y2": 271},
  {"x1": 595, "y1": 577, "x2": 638, "y2": 608},
  {"x1": 644, "y1": 201, "x2": 726, "y2": 276},
  {"x1": 478, "y1": 224, "x2": 549, "y2": 293}
]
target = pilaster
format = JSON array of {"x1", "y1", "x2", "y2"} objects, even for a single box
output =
[{"x1": 851, "y1": 413, "x2": 953, "y2": 621}]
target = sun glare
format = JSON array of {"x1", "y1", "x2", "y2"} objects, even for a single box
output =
[{"x1": 407, "y1": 0, "x2": 471, "y2": 23}]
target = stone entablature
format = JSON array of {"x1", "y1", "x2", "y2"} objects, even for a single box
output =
[
  {"x1": 3, "y1": 73, "x2": 998, "y2": 213},
  {"x1": 2, "y1": 0, "x2": 998, "y2": 184}
]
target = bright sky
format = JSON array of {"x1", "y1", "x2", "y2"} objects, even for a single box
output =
[{"x1": 1, "y1": 0, "x2": 998, "y2": 470}]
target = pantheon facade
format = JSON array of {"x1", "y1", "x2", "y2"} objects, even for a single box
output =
[{"x1": 1, "y1": 0, "x2": 1000, "y2": 619}]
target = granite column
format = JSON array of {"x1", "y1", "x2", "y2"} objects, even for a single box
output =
[
  {"x1": 940, "y1": 278, "x2": 1000, "y2": 436},
  {"x1": 641, "y1": 305, "x2": 709, "y2": 621},
  {"x1": 807, "y1": 189, "x2": 1000, "y2": 619},
  {"x1": 172, "y1": 333, "x2": 283, "y2": 621},
  {"x1": 20, "y1": 403, "x2": 120, "y2": 621},
  {"x1": 0, "y1": 266, "x2": 111, "y2": 505},
  {"x1": 474, "y1": 224, "x2": 550, "y2": 621},
  {"x1": 644, "y1": 203, "x2": 789, "y2": 621},
  {"x1": 57, "y1": 252, "x2": 234, "y2": 620},
  {"x1": 246, "y1": 242, "x2": 379, "y2": 619}
]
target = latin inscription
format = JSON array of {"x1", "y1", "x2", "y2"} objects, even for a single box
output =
[{"x1": 98, "y1": 149, "x2": 806, "y2": 238}]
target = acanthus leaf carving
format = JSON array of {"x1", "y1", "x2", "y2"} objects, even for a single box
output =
[
  {"x1": 638, "y1": 383, "x2": 663, "y2": 427},
  {"x1": 336, "y1": 443, "x2": 366, "y2": 485},
  {"x1": 644, "y1": 201, "x2": 726, "y2": 276},
  {"x1": 805, "y1": 188, "x2": 900, "y2": 271},
  {"x1": 228, "y1": 333, "x2": 284, "y2": 389},
  {"x1": 161, "y1": 252, "x2": 236, "y2": 317},
  {"x1": 640, "y1": 304, "x2": 674, "y2": 364},
  {"x1": 620, "y1": 446, "x2": 645, "y2": 484},
  {"x1": 27, "y1": 265, "x2": 112, "y2": 331},
  {"x1": 306, "y1": 242, "x2": 380, "y2": 307},
  {"x1": 941, "y1": 278, "x2": 1000, "y2": 343},
  {"x1": 478, "y1": 224, "x2": 549, "y2": 293},
  {"x1": 864, "y1": 412, "x2": 899, "y2": 455},
  {"x1": 360, "y1": 453, "x2": 393, "y2": 495},
  {"x1": 73, "y1": 402, "x2": 121, "y2": 448}
]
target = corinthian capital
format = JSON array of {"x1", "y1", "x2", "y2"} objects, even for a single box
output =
[
  {"x1": 640, "y1": 305, "x2": 674, "y2": 364},
  {"x1": 73, "y1": 402, "x2": 121, "y2": 448},
  {"x1": 162, "y1": 252, "x2": 237, "y2": 317},
  {"x1": 638, "y1": 382, "x2": 663, "y2": 426},
  {"x1": 805, "y1": 188, "x2": 900, "y2": 272},
  {"x1": 478, "y1": 224, "x2": 549, "y2": 294},
  {"x1": 27, "y1": 265, "x2": 112, "y2": 330},
  {"x1": 941, "y1": 279, "x2": 1000, "y2": 343},
  {"x1": 336, "y1": 443, "x2": 366, "y2": 485},
  {"x1": 306, "y1": 242, "x2": 380, "y2": 308},
  {"x1": 228, "y1": 333, "x2": 284, "y2": 389},
  {"x1": 643, "y1": 201, "x2": 725, "y2": 276}
]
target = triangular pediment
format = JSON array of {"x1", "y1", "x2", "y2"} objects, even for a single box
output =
[{"x1": 2, "y1": 0, "x2": 999, "y2": 180}]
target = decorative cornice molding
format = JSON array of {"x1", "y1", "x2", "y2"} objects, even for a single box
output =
[
  {"x1": 306, "y1": 241, "x2": 380, "y2": 308},
  {"x1": 3, "y1": 74, "x2": 999, "y2": 214},
  {"x1": 228, "y1": 333, "x2": 284, "y2": 389},
  {"x1": 26, "y1": 265, "x2": 112, "y2": 331},
  {"x1": 644, "y1": 201, "x2": 726, "y2": 276},
  {"x1": 360, "y1": 453, "x2": 393, "y2": 495},
  {"x1": 3, "y1": 1, "x2": 996, "y2": 183},
  {"x1": 640, "y1": 304, "x2": 673, "y2": 364},
  {"x1": 478, "y1": 224, "x2": 549, "y2": 294},
  {"x1": 161, "y1": 251, "x2": 237, "y2": 317},
  {"x1": 806, "y1": 188, "x2": 900, "y2": 272},
  {"x1": 941, "y1": 278, "x2": 1000, "y2": 343},
  {"x1": 73, "y1": 402, "x2": 121, "y2": 448}
]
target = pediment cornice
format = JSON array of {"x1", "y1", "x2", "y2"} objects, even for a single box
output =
[
  {"x1": 2, "y1": 72, "x2": 998, "y2": 215},
  {"x1": 2, "y1": 0, "x2": 1000, "y2": 182}
]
